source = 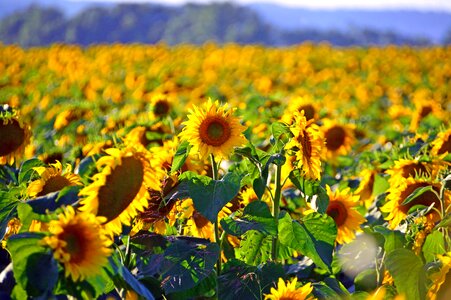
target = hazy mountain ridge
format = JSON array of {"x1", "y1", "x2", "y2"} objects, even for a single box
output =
[{"x1": 0, "y1": 2, "x2": 448, "y2": 47}]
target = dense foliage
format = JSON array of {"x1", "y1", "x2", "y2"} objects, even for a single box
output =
[{"x1": 0, "y1": 43, "x2": 450, "y2": 299}]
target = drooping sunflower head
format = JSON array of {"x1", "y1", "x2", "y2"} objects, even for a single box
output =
[
  {"x1": 264, "y1": 277, "x2": 315, "y2": 300},
  {"x1": 431, "y1": 128, "x2": 451, "y2": 158},
  {"x1": 42, "y1": 206, "x2": 112, "y2": 281},
  {"x1": 325, "y1": 185, "x2": 366, "y2": 244},
  {"x1": 381, "y1": 177, "x2": 450, "y2": 229},
  {"x1": 179, "y1": 99, "x2": 247, "y2": 159},
  {"x1": 285, "y1": 110, "x2": 324, "y2": 180},
  {"x1": 0, "y1": 105, "x2": 31, "y2": 165},
  {"x1": 320, "y1": 119, "x2": 355, "y2": 160},
  {"x1": 27, "y1": 161, "x2": 82, "y2": 198},
  {"x1": 78, "y1": 146, "x2": 165, "y2": 235}
]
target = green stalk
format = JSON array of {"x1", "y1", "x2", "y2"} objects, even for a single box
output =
[
  {"x1": 210, "y1": 154, "x2": 222, "y2": 276},
  {"x1": 271, "y1": 163, "x2": 282, "y2": 261}
]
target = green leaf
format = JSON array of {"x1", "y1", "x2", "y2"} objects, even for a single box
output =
[
  {"x1": 170, "y1": 140, "x2": 191, "y2": 174},
  {"x1": 26, "y1": 186, "x2": 81, "y2": 214},
  {"x1": 374, "y1": 226, "x2": 406, "y2": 254},
  {"x1": 313, "y1": 186, "x2": 329, "y2": 214},
  {"x1": 372, "y1": 174, "x2": 390, "y2": 196},
  {"x1": 252, "y1": 177, "x2": 266, "y2": 200},
  {"x1": 0, "y1": 191, "x2": 19, "y2": 240},
  {"x1": 437, "y1": 213, "x2": 451, "y2": 228},
  {"x1": 278, "y1": 213, "x2": 336, "y2": 271},
  {"x1": 182, "y1": 172, "x2": 242, "y2": 223},
  {"x1": 18, "y1": 158, "x2": 45, "y2": 184},
  {"x1": 237, "y1": 230, "x2": 272, "y2": 266},
  {"x1": 422, "y1": 230, "x2": 446, "y2": 262},
  {"x1": 220, "y1": 201, "x2": 276, "y2": 236},
  {"x1": 271, "y1": 121, "x2": 291, "y2": 142},
  {"x1": 109, "y1": 255, "x2": 155, "y2": 300},
  {"x1": 401, "y1": 186, "x2": 436, "y2": 205},
  {"x1": 76, "y1": 155, "x2": 98, "y2": 184},
  {"x1": 288, "y1": 170, "x2": 319, "y2": 197},
  {"x1": 354, "y1": 269, "x2": 378, "y2": 292},
  {"x1": 385, "y1": 248, "x2": 427, "y2": 300},
  {"x1": 218, "y1": 260, "x2": 260, "y2": 300},
  {"x1": 160, "y1": 239, "x2": 219, "y2": 293},
  {"x1": 7, "y1": 232, "x2": 58, "y2": 297}
]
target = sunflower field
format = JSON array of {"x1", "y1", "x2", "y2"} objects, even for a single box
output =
[{"x1": 0, "y1": 43, "x2": 450, "y2": 300}]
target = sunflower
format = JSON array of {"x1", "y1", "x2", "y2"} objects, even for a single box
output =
[
  {"x1": 42, "y1": 206, "x2": 112, "y2": 281},
  {"x1": 428, "y1": 252, "x2": 451, "y2": 300},
  {"x1": 282, "y1": 96, "x2": 320, "y2": 123},
  {"x1": 386, "y1": 158, "x2": 434, "y2": 187},
  {"x1": 78, "y1": 146, "x2": 164, "y2": 235},
  {"x1": 264, "y1": 277, "x2": 315, "y2": 300},
  {"x1": 320, "y1": 119, "x2": 355, "y2": 160},
  {"x1": 325, "y1": 185, "x2": 366, "y2": 244},
  {"x1": 410, "y1": 98, "x2": 445, "y2": 132},
  {"x1": 431, "y1": 128, "x2": 451, "y2": 158},
  {"x1": 354, "y1": 168, "x2": 377, "y2": 208},
  {"x1": 179, "y1": 99, "x2": 247, "y2": 159},
  {"x1": 381, "y1": 177, "x2": 450, "y2": 229},
  {"x1": 148, "y1": 93, "x2": 173, "y2": 119},
  {"x1": 0, "y1": 105, "x2": 31, "y2": 165},
  {"x1": 285, "y1": 110, "x2": 324, "y2": 180},
  {"x1": 27, "y1": 161, "x2": 82, "y2": 198}
]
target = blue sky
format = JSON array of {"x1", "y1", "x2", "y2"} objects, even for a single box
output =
[{"x1": 71, "y1": 0, "x2": 451, "y2": 12}]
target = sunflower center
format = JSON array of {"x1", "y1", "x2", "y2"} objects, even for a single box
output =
[
  {"x1": 59, "y1": 224, "x2": 87, "y2": 263},
  {"x1": 300, "y1": 105, "x2": 315, "y2": 121},
  {"x1": 419, "y1": 106, "x2": 432, "y2": 119},
  {"x1": 401, "y1": 183, "x2": 440, "y2": 213},
  {"x1": 401, "y1": 163, "x2": 428, "y2": 178},
  {"x1": 438, "y1": 136, "x2": 451, "y2": 155},
  {"x1": 299, "y1": 130, "x2": 312, "y2": 163},
  {"x1": 97, "y1": 156, "x2": 145, "y2": 222},
  {"x1": 37, "y1": 175, "x2": 72, "y2": 197},
  {"x1": 154, "y1": 100, "x2": 170, "y2": 116},
  {"x1": 199, "y1": 117, "x2": 231, "y2": 146},
  {"x1": 0, "y1": 119, "x2": 26, "y2": 156},
  {"x1": 325, "y1": 126, "x2": 346, "y2": 151},
  {"x1": 193, "y1": 211, "x2": 210, "y2": 228},
  {"x1": 326, "y1": 201, "x2": 348, "y2": 227}
]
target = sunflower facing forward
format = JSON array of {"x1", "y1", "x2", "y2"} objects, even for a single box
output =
[
  {"x1": 285, "y1": 110, "x2": 324, "y2": 180},
  {"x1": 179, "y1": 99, "x2": 247, "y2": 159},
  {"x1": 27, "y1": 161, "x2": 82, "y2": 198},
  {"x1": 325, "y1": 185, "x2": 366, "y2": 244},
  {"x1": 42, "y1": 206, "x2": 112, "y2": 281},
  {"x1": 0, "y1": 105, "x2": 31, "y2": 165},
  {"x1": 78, "y1": 146, "x2": 164, "y2": 235},
  {"x1": 265, "y1": 277, "x2": 315, "y2": 300},
  {"x1": 320, "y1": 119, "x2": 355, "y2": 160}
]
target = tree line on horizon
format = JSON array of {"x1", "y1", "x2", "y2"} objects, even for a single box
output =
[{"x1": 0, "y1": 3, "x2": 442, "y2": 47}]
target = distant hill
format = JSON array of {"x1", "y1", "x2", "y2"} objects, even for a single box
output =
[
  {"x1": 249, "y1": 3, "x2": 451, "y2": 44},
  {"x1": 0, "y1": 3, "x2": 444, "y2": 47}
]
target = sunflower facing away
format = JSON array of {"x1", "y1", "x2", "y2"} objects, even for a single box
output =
[
  {"x1": 27, "y1": 161, "x2": 82, "y2": 198},
  {"x1": 285, "y1": 110, "x2": 324, "y2": 180},
  {"x1": 354, "y1": 168, "x2": 377, "y2": 208},
  {"x1": 325, "y1": 185, "x2": 366, "y2": 244},
  {"x1": 42, "y1": 206, "x2": 112, "y2": 281},
  {"x1": 264, "y1": 277, "x2": 315, "y2": 300},
  {"x1": 381, "y1": 177, "x2": 450, "y2": 229},
  {"x1": 78, "y1": 146, "x2": 164, "y2": 235},
  {"x1": 179, "y1": 99, "x2": 247, "y2": 159},
  {"x1": 0, "y1": 105, "x2": 31, "y2": 165}
]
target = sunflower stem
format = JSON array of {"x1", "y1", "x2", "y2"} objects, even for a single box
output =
[
  {"x1": 210, "y1": 154, "x2": 222, "y2": 277},
  {"x1": 271, "y1": 163, "x2": 283, "y2": 262}
]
